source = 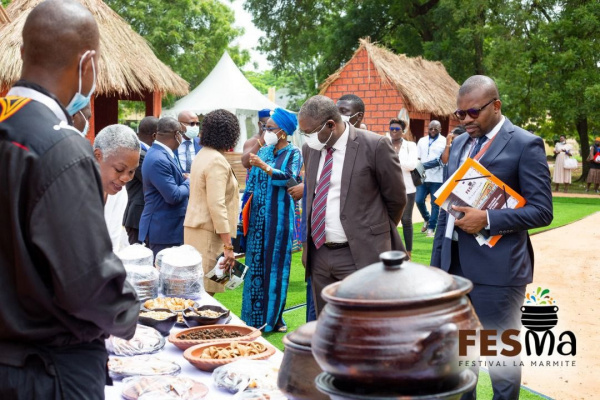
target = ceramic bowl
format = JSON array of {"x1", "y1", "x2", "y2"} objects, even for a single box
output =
[
  {"x1": 168, "y1": 324, "x2": 261, "y2": 351},
  {"x1": 137, "y1": 308, "x2": 177, "y2": 336},
  {"x1": 182, "y1": 305, "x2": 231, "y2": 327},
  {"x1": 183, "y1": 340, "x2": 276, "y2": 372}
]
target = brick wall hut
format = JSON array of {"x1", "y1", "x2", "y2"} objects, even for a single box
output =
[{"x1": 320, "y1": 38, "x2": 460, "y2": 142}]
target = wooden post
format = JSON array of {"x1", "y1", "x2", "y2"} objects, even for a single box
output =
[
  {"x1": 86, "y1": 95, "x2": 96, "y2": 143},
  {"x1": 145, "y1": 90, "x2": 162, "y2": 117}
]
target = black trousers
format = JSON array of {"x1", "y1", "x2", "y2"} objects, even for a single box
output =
[
  {"x1": 0, "y1": 340, "x2": 108, "y2": 400},
  {"x1": 125, "y1": 227, "x2": 140, "y2": 245},
  {"x1": 309, "y1": 242, "x2": 356, "y2": 316},
  {"x1": 451, "y1": 242, "x2": 525, "y2": 400}
]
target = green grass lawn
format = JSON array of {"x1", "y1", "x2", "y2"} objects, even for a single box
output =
[{"x1": 215, "y1": 196, "x2": 599, "y2": 398}]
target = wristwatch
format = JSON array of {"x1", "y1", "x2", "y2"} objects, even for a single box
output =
[{"x1": 265, "y1": 166, "x2": 272, "y2": 173}]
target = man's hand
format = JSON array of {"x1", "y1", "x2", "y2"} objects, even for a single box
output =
[
  {"x1": 452, "y1": 206, "x2": 488, "y2": 234},
  {"x1": 302, "y1": 244, "x2": 307, "y2": 268},
  {"x1": 287, "y1": 182, "x2": 304, "y2": 200}
]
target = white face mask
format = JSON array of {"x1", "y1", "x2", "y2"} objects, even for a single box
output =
[
  {"x1": 340, "y1": 112, "x2": 360, "y2": 126},
  {"x1": 305, "y1": 128, "x2": 333, "y2": 151},
  {"x1": 264, "y1": 129, "x2": 281, "y2": 146},
  {"x1": 185, "y1": 125, "x2": 200, "y2": 139}
]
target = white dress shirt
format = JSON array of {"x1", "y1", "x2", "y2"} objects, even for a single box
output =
[
  {"x1": 104, "y1": 189, "x2": 128, "y2": 252},
  {"x1": 315, "y1": 122, "x2": 350, "y2": 243},
  {"x1": 397, "y1": 139, "x2": 418, "y2": 194},
  {"x1": 177, "y1": 140, "x2": 196, "y2": 171},
  {"x1": 416, "y1": 134, "x2": 446, "y2": 183}
]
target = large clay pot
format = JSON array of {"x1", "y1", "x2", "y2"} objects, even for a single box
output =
[
  {"x1": 278, "y1": 321, "x2": 328, "y2": 400},
  {"x1": 312, "y1": 251, "x2": 481, "y2": 396}
]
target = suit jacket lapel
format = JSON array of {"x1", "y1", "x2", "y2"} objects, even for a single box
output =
[
  {"x1": 340, "y1": 126, "x2": 358, "y2": 213},
  {"x1": 479, "y1": 119, "x2": 513, "y2": 168},
  {"x1": 306, "y1": 146, "x2": 321, "y2": 219},
  {"x1": 451, "y1": 135, "x2": 471, "y2": 173}
]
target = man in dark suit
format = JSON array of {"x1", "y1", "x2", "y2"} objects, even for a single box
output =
[
  {"x1": 298, "y1": 95, "x2": 407, "y2": 315},
  {"x1": 431, "y1": 75, "x2": 553, "y2": 400},
  {"x1": 123, "y1": 116, "x2": 158, "y2": 244},
  {"x1": 139, "y1": 117, "x2": 190, "y2": 257},
  {"x1": 177, "y1": 110, "x2": 202, "y2": 173}
]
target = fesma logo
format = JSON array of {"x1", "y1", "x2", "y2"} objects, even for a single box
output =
[{"x1": 459, "y1": 287, "x2": 576, "y2": 358}]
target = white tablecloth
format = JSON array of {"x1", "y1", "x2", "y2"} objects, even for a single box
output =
[{"x1": 104, "y1": 292, "x2": 283, "y2": 399}]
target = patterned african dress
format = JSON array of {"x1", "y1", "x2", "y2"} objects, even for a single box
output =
[{"x1": 241, "y1": 143, "x2": 303, "y2": 332}]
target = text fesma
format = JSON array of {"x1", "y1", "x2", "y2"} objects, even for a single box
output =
[{"x1": 459, "y1": 360, "x2": 576, "y2": 367}]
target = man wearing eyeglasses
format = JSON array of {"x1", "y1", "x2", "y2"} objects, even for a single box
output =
[
  {"x1": 298, "y1": 95, "x2": 406, "y2": 315},
  {"x1": 177, "y1": 110, "x2": 202, "y2": 174},
  {"x1": 431, "y1": 75, "x2": 553, "y2": 400},
  {"x1": 139, "y1": 117, "x2": 191, "y2": 257},
  {"x1": 416, "y1": 120, "x2": 446, "y2": 238}
]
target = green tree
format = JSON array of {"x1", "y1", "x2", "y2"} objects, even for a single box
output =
[
  {"x1": 105, "y1": 0, "x2": 249, "y2": 90},
  {"x1": 488, "y1": 0, "x2": 600, "y2": 180}
]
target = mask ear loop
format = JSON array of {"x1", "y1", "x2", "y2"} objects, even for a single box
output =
[
  {"x1": 77, "y1": 50, "x2": 92, "y2": 94},
  {"x1": 79, "y1": 110, "x2": 88, "y2": 123}
]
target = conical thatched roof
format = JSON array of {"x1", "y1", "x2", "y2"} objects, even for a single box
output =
[
  {"x1": 0, "y1": 0, "x2": 188, "y2": 96},
  {"x1": 320, "y1": 38, "x2": 459, "y2": 116}
]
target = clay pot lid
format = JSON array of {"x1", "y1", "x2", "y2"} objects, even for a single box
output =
[
  {"x1": 334, "y1": 251, "x2": 456, "y2": 301},
  {"x1": 285, "y1": 321, "x2": 317, "y2": 348}
]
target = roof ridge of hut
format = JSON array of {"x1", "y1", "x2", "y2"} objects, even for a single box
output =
[
  {"x1": 0, "y1": 0, "x2": 188, "y2": 96},
  {"x1": 320, "y1": 37, "x2": 459, "y2": 116}
]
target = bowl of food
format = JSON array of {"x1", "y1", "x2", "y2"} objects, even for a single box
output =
[
  {"x1": 143, "y1": 297, "x2": 198, "y2": 326},
  {"x1": 183, "y1": 341, "x2": 276, "y2": 372},
  {"x1": 138, "y1": 308, "x2": 177, "y2": 336},
  {"x1": 168, "y1": 324, "x2": 262, "y2": 351},
  {"x1": 143, "y1": 297, "x2": 197, "y2": 312},
  {"x1": 182, "y1": 305, "x2": 231, "y2": 327}
]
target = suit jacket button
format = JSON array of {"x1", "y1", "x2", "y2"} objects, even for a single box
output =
[{"x1": 341, "y1": 215, "x2": 346, "y2": 220}]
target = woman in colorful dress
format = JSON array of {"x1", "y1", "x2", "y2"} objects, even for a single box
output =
[{"x1": 242, "y1": 108, "x2": 303, "y2": 332}]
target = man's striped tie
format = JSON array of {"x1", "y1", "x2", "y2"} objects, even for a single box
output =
[{"x1": 311, "y1": 147, "x2": 335, "y2": 249}]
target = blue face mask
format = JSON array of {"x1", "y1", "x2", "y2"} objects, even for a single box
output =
[{"x1": 65, "y1": 51, "x2": 96, "y2": 115}]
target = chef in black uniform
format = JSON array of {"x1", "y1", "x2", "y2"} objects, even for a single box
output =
[{"x1": 0, "y1": 1, "x2": 139, "y2": 398}]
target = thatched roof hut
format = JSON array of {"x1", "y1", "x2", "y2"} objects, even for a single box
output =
[
  {"x1": 320, "y1": 38, "x2": 460, "y2": 138},
  {"x1": 0, "y1": 0, "x2": 189, "y2": 138}
]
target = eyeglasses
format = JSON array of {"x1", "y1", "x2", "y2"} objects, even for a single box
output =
[
  {"x1": 299, "y1": 119, "x2": 329, "y2": 136},
  {"x1": 389, "y1": 127, "x2": 403, "y2": 132},
  {"x1": 181, "y1": 121, "x2": 201, "y2": 127},
  {"x1": 264, "y1": 126, "x2": 282, "y2": 132},
  {"x1": 454, "y1": 98, "x2": 497, "y2": 120}
]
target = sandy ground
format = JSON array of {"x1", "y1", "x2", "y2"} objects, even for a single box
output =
[
  {"x1": 519, "y1": 211, "x2": 600, "y2": 399},
  {"x1": 408, "y1": 194, "x2": 600, "y2": 399}
]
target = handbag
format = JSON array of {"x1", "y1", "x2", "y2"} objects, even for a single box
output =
[
  {"x1": 563, "y1": 157, "x2": 577, "y2": 170},
  {"x1": 411, "y1": 162, "x2": 425, "y2": 187}
]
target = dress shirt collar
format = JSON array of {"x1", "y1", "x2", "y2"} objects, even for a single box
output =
[
  {"x1": 329, "y1": 121, "x2": 350, "y2": 153},
  {"x1": 155, "y1": 140, "x2": 175, "y2": 158},
  {"x1": 484, "y1": 116, "x2": 505, "y2": 141}
]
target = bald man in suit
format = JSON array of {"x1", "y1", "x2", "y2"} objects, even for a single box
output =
[
  {"x1": 298, "y1": 95, "x2": 407, "y2": 315},
  {"x1": 432, "y1": 75, "x2": 553, "y2": 400}
]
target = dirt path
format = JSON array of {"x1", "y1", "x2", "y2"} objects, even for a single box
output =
[{"x1": 520, "y1": 212, "x2": 600, "y2": 399}]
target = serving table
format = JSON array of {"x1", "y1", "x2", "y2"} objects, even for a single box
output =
[{"x1": 104, "y1": 293, "x2": 283, "y2": 399}]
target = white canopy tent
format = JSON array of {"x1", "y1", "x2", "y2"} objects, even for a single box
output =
[{"x1": 163, "y1": 52, "x2": 281, "y2": 152}]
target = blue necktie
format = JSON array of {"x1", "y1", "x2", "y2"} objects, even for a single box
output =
[
  {"x1": 184, "y1": 141, "x2": 192, "y2": 173},
  {"x1": 470, "y1": 136, "x2": 488, "y2": 158}
]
